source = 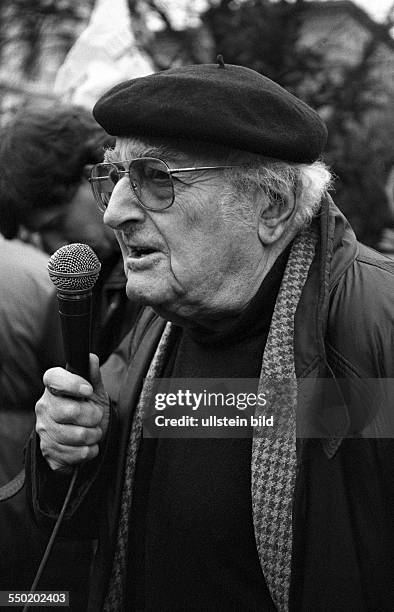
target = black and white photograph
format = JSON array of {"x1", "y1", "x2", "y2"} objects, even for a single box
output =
[{"x1": 0, "y1": 1, "x2": 393, "y2": 610}]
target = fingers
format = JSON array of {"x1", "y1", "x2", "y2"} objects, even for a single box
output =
[
  {"x1": 40, "y1": 439, "x2": 100, "y2": 471},
  {"x1": 37, "y1": 393, "x2": 104, "y2": 427},
  {"x1": 43, "y1": 367, "x2": 93, "y2": 399},
  {"x1": 35, "y1": 397, "x2": 104, "y2": 472},
  {"x1": 37, "y1": 422, "x2": 101, "y2": 469},
  {"x1": 36, "y1": 361, "x2": 111, "y2": 472},
  {"x1": 36, "y1": 419, "x2": 103, "y2": 447}
]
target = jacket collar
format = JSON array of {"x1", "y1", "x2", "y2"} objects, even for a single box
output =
[
  {"x1": 293, "y1": 196, "x2": 358, "y2": 448},
  {"x1": 294, "y1": 195, "x2": 358, "y2": 378}
]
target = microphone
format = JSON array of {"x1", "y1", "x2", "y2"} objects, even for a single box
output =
[{"x1": 47, "y1": 243, "x2": 101, "y2": 381}]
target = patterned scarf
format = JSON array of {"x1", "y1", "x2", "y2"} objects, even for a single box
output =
[
  {"x1": 103, "y1": 226, "x2": 317, "y2": 611},
  {"x1": 252, "y1": 226, "x2": 317, "y2": 611}
]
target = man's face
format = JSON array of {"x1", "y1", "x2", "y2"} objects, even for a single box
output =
[
  {"x1": 29, "y1": 181, "x2": 118, "y2": 260},
  {"x1": 103, "y1": 140, "x2": 266, "y2": 324}
]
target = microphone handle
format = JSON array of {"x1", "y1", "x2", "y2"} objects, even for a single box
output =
[{"x1": 57, "y1": 290, "x2": 92, "y2": 382}]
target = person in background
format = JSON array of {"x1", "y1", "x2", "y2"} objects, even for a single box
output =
[
  {"x1": 0, "y1": 235, "x2": 62, "y2": 493},
  {"x1": 0, "y1": 237, "x2": 63, "y2": 414},
  {"x1": 0, "y1": 235, "x2": 90, "y2": 609},
  {"x1": 0, "y1": 102, "x2": 140, "y2": 363}
]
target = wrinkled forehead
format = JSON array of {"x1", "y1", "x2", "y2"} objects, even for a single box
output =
[{"x1": 107, "y1": 136, "x2": 238, "y2": 166}]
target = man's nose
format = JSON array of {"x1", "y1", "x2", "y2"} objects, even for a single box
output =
[{"x1": 103, "y1": 177, "x2": 145, "y2": 229}]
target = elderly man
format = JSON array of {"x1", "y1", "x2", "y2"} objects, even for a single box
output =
[{"x1": 27, "y1": 61, "x2": 394, "y2": 612}]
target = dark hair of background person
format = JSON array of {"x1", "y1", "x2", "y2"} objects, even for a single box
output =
[
  {"x1": 0, "y1": 101, "x2": 141, "y2": 363},
  {"x1": 0, "y1": 101, "x2": 114, "y2": 239}
]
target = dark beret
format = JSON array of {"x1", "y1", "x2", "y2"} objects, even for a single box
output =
[{"x1": 93, "y1": 62, "x2": 327, "y2": 163}]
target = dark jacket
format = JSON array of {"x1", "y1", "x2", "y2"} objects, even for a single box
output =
[{"x1": 27, "y1": 199, "x2": 394, "y2": 611}]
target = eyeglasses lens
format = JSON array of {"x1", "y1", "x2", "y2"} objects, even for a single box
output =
[
  {"x1": 129, "y1": 158, "x2": 174, "y2": 210},
  {"x1": 90, "y1": 163, "x2": 120, "y2": 212},
  {"x1": 90, "y1": 158, "x2": 175, "y2": 211}
]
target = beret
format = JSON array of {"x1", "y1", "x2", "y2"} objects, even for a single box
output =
[{"x1": 93, "y1": 61, "x2": 327, "y2": 163}]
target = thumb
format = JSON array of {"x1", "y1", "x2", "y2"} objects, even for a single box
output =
[
  {"x1": 89, "y1": 353, "x2": 110, "y2": 438},
  {"x1": 89, "y1": 353, "x2": 106, "y2": 397}
]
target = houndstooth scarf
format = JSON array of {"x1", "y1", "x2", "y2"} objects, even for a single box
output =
[{"x1": 103, "y1": 226, "x2": 317, "y2": 612}]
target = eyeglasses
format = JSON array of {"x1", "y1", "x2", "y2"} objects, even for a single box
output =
[{"x1": 89, "y1": 157, "x2": 247, "y2": 212}]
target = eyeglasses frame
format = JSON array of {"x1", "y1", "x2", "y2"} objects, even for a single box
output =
[{"x1": 89, "y1": 157, "x2": 248, "y2": 212}]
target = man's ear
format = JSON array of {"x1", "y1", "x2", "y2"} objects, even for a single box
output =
[{"x1": 258, "y1": 191, "x2": 296, "y2": 245}]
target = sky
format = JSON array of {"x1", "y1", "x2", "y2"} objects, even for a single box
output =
[{"x1": 348, "y1": 0, "x2": 392, "y2": 21}]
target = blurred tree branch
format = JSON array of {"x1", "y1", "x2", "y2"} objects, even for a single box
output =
[
  {"x1": 127, "y1": 0, "x2": 212, "y2": 67},
  {"x1": 201, "y1": 0, "x2": 394, "y2": 245},
  {"x1": 0, "y1": 0, "x2": 94, "y2": 78}
]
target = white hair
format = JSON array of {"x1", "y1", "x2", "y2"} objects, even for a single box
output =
[{"x1": 222, "y1": 152, "x2": 333, "y2": 232}]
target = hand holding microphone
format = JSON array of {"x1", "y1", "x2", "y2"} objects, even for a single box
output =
[{"x1": 35, "y1": 244, "x2": 110, "y2": 472}]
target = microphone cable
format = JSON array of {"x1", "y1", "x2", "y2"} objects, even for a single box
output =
[{"x1": 22, "y1": 466, "x2": 79, "y2": 612}]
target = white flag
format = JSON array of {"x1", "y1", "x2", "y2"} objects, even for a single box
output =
[{"x1": 54, "y1": 0, "x2": 154, "y2": 110}]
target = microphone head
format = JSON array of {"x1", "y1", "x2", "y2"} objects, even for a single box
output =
[{"x1": 47, "y1": 243, "x2": 101, "y2": 292}]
